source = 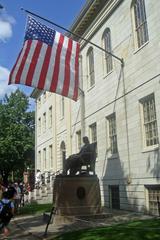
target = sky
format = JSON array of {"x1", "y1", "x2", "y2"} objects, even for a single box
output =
[{"x1": 0, "y1": 0, "x2": 86, "y2": 109}]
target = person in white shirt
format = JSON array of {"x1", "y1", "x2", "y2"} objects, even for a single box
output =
[{"x1": 14, "y1": 183, "x2": 21, "y2": 213}]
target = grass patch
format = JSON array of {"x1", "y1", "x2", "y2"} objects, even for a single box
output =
[
  {"x1": 18, "y1": 203, "x2": 53, "y2": 215},
  {"x1": 54, "y1": 218, "x2": 160, "y2": 240}
]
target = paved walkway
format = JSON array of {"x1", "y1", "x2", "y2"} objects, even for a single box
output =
[
  {"x1": 0, "y1": 210, "x2": 154, "y2": 240},
  {"x1": 0, "y1": 220, "x2": 40, "y2": 240}
]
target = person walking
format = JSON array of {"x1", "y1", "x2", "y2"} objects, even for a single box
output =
[
  {"x1": 14, "y1": 183, "x2": 21, "y2": 213},
  {"x1": 0, "y1": 188, "x2": 16, "y2": 238}
]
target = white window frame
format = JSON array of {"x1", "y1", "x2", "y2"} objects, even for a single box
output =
[
  {"x1": 131, "y1": 0, "x2": 149, "y2": 49},
  {"x1": 60, "y1": 97, "x2": 65, "y2": 119},
  {"x1": 145, "y1": 185, "x2": 160, "y2": 216},
  {"x1": 106, "y1": 113, "x2": 118, "y2": 158},
  {"x1": 37, "y1": 97, "x2": 41, "y2": 109},
  {"x1": 76, "y1": 130, "x2": 81, "y2": 152},
  {"x1": 49, "y1": 145, "x2": 53, "y2": 169},
  {"x1": 140, "y1": 93, "x2": 159, "y2": 151},
  {"x1": 38, "y1": 150, "x2": 41, "y2": 170},
  {"x1": 89, "y1": 122, "x2": 98, "y2": 158},
  {"x1": 87, "y1": 47, "x2": 95, "y2": 88},
  {"x1": 43, "y1": 91, "x2": 46, "y2": 102},
  {"x1": 89, "y1": 123, "x2": 97, "y2": 143},
  {"x1": 38, "y1": 117, "x2": 41, "y2": 135},
  {"x1": 49, "y1": 106, "x2": 52, "y2": 128},
  {"x1": 102, "y1": 28, "x2": 113, "y2": 74},
  {"x1": 43, "y1": 148, "x2": 47, "y2": 170},
  {"x1": 43, "y1": 112, "x2": 46, "y2": 132}
]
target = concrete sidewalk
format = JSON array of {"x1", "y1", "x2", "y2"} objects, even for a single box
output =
[{"x1": 10, "y1": 210, "x2": 154, "y2": 240}]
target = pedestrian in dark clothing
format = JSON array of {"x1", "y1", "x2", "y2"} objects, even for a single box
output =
[{"x1": 0, "y1": 188, "x2": 16, "y2": 238}]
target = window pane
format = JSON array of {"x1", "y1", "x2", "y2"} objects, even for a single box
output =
[
  {"x1": 142, "y1": 95, "x2": 159, "y2": 147},
  {"x1": 107, "y1": 114, "x2": 118, "y2": 154},
  {"x1": 88, "y1": 48, "x2": 95, "y2": 87},
  {"x1": 147, "y1": 186, "x2": 160, "y2": 216},
  {"x1": 76, "y1": 130, "x2": 81, "y2": 151},
  {"x1": 133, "y1": 0, "x2": 148, "y2": 47},
  {"x1": 104, "y1": 29, "x2": 113, "y2": 73}
]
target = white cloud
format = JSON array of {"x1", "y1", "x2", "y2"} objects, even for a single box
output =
[
  {"x1": 0, "y1": 66, "x2": 17, "y2": 98},
  {"x1": 0, "y1": 20, "x2": 13, "y2": 41},
  {"x1": 0, "y1": 12, "x2": 15, "y2": 42},
  {"x1": 0, "y1": 66, "x2": 35, "y2": 111}
]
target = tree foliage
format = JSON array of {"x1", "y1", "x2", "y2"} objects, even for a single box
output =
[{"x1": 0, "y1": 89, "x2": 35, "y2": 184}]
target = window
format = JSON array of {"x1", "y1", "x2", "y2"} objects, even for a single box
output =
[
  {"x1": 89, "y1": 123, "x2": 97, "y2": 143},
  {"x1": 49, "y1": 106, "x2": 52, "y2": 128},
  {"x1": 132, "y1": 0, "x2": 149, "y2": 48},
  {"x1": 78, "y1": 55, "x2": 83, "y2": 99},
  {"x1": 140, "y1": 94, "x2": 159, "y2": 147},
  {"x1": 38, "y1": 117, "x2": 41, "y2": 135},
  {"x1": 49, "y1": 145, "x2": 53, "y2": 169},
  {"x1": 37, "y1": 98, "x2": 41, "y2": 109},
  {"x1": 60, "y1": 97, "x2": 65, "y2": 118},
  {"x1": 60, "y1": 141, "x2": 66, "y2": 171},
  {"x1": 107, "y1": 113, "x2": 118, "y2": 155},
  {"x1": 43, "y1": 91, "x2": 46, "y2": 102},
  {"x1": 43, "y1": 112, "x2": 46, "y2": 132},
  {"x1": 76, "y1": 130, "x2": 81, "y2": 152},
  {"x1": 43, "y1": 148, "x2": 46, "y2": 169},
  {"x1": 38, "y1": 150, "x2": 41, "y2": 170},
  {"x1": 146, "y1": 185, "x2": 160, "y2": 216},
  {"x1": 103, "y1": 28, "x2": 113, "y2": 74},
  {"x1": 87, "y1": 47, "x2": 95, "y2": 87}
]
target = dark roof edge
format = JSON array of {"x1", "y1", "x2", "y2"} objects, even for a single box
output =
[
  {"x1": 30, "y1": 89, "x2": 42, "y2": 99},
  {"x1": 69, "y1": 0, "x2": 95, "y2": 33}
]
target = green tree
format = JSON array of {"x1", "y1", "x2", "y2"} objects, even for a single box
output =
[{"x1": 0, "y1": 89, "x2": 35, "y2": 185}]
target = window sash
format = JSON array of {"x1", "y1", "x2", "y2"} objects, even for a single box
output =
[
  {"x1": 49, "y1": 106, "x2": 52, "y2": 127},
  {"x1": 49, "y1": 145, "x2": 53, "y2": 168},
  {"x1": 43, "y1": 113, "x2": 46, "y2": 131},
  {"x1": 90, "y1": 123, "x2": 97, "y2": 157},
  {"x1": 38, "y1": 151, "x2": 41, "y2": 169},
  {"x1": 142, "y1": 96, "x2": 159, "y2": 147},
  {"x1": 38, "y1": 118, "x2": 41, "y2": 135},
  {"x1": 61, "y1": 97, "x2": 65, "y2": 118},
  {"x1": 134, "y1": 0, "x2": 148, "y2": 47},
  {"x1": 76, "y1": 131, "x2": 81, "y2": 151},
  {"x1": 90, "y1": 124, "x2": 97, "y2": 143},
  {"x1": 108, "y1": 114, "x2": 118, "y2": 154},
  {"x1": 148, "y1": 187, "x2": 160, "y2": 216},
  {"x1": 88, "y1": 49, "x2": 95, "y2": 87},
  {"x1": 43, "y1": 148, "x2": 46, "y2": 169},
  {"x1": 104, "y1": 30, "x2": 113, "y2": 73}
]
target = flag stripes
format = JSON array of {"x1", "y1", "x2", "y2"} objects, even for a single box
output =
[{"x1": 9, "y1": 16, "x2": 80, "y2": 101}]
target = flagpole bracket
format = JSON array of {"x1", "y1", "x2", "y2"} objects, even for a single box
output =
[
  {"x1": 121, "y1": 58, "x2": 124, "y2": 68},
  {"x1": 78, "y1": 87, "x2": 85, "y2": 96}
]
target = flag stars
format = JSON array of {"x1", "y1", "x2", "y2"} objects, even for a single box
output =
[{"x1": 25, "y1": 17, "x2": 55, "y2": 46}]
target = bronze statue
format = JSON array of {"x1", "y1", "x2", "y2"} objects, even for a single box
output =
[{"x1": 63, "y1": 136, "x2": 97, "y2": 175}]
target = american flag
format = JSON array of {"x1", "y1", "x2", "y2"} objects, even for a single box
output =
[{"x1": 9, "y1": 16, "x2": 80, "y2": 101}]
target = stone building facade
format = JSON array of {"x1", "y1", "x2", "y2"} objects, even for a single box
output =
[{"x1": 32, "y1": 0, "x2": 160, "y2": 215}]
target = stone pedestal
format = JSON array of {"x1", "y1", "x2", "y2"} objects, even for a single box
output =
[{"x1": 53, "y1": 175, "x2": 101, "y2": 216}]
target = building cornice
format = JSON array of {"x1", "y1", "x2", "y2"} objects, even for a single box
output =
[
  {"x1": 69, "y1": 0, "x2": 123, "y2": 43},
  {"x1": 69, "y1": 0, "x2": 107, "y2": 40},
  {"x1": 30, "y1": 89, "x2": 43, "y2": 99}
]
